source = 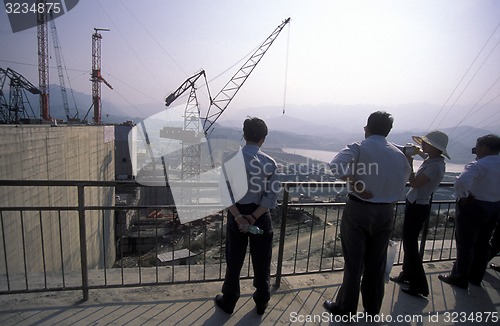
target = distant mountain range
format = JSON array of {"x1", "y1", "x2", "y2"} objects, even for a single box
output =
[
  {"x1": 23, "y1": 84, "x2": 138, "y2": 124},
  {"x1": 211, "y1": 121, "x2": 494, "y2": 165},
  {"x1": 22, "y1": 85, "x2": 498, "y2": 165}
]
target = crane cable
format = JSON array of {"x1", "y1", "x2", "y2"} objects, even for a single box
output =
[
  {"x1": 282, "y1": 21, "x2": 291, "y2": 114},
  {"x1": 427, "y1": 20, "x2": 500, "y2": 132}
]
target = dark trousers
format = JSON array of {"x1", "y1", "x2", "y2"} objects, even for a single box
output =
[
  {"x1": 489, "y1": 217, "x2": 500, "y2": 261},
  {"x1": 335, "y1": 199, "x2": 394, "y2": 314},
  {"x1": 221, "y1": 203, "x2": 273, "y2": 309},
  {"x1": 401, "y1": 201, "x2": 429, "y2": 295},
  {"x1": 451, "y1": 199, "x2": 499, "y2": 284}
]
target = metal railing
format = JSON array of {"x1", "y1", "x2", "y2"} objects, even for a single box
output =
[{"x1": 0, "y1": 180, "x2": 457, "y2": 300}]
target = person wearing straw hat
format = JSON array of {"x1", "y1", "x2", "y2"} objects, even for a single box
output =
[{"x1": 390, "y1": 130, "x2": 449, "y2": 298}]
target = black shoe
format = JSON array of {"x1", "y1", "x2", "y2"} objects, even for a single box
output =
[
  {"x1": 491, "y1": 263, "x2": 500, "y2": 272},
  {"x1": 323, "y1": 300, "x2": 348, "y2": 316},
  {"x1": 215, "y1": 294, "x2": 234, "y2": 314},
  {"x1": 402, "y1": 287, "x2": 428, "y2": 298},
  {"x1": 256, "y1": 302, "x2": 268, "y2": 315},
  {"x1": 390, "y1": 274, "x2": 409, "y2": 285},
  {"x1": 438, "y1": 274, "x2": 468, "y2": 289}
]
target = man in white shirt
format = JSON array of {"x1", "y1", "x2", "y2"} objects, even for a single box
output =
[
  {"x1": 439, "y1": 134, "x2": 500, "y2": 289},
  {"x1": 324, "y1": 111, "x2": 411, "y2": 316}
]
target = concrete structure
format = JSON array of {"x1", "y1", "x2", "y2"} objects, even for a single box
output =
[
  {"x1": 114, "y1": 124, "x2": 137, "y2": 180},
  {"x1": 0, "y1": 124, "x2": 116, "y2": 274}
]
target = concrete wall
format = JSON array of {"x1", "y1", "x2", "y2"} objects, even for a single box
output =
[
  {"x1": 115, "y1": 124, "x2": 137, "y2": 180},
  {"x1": 0, "y1": 125, "x2": 116, "y2": 275}
]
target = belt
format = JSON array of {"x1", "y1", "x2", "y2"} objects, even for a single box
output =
[{"x1": 348, "y1": 194, "x2": 391, "y2": 206}]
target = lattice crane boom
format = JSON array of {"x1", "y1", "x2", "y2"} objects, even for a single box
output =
[
  {"x1": 160, "y1": 18, "x2": 290, "y2": 184},
  {"x1": 0, "y1": 67, "x2": 40, "y2": 123},
  {"x1": 164, "y1": 18, "x2": 291, "y2": 135},
  {"x1": 165, "y1": 70, "x2": 208, "y2": 107},
  {"x1": 49, "y1": 13, "x2": 79, "y2": 121},
  {"x1": 203, "y1": 17, "x2": 290, "y2": 133}
]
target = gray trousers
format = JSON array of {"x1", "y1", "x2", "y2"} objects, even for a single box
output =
[{"x1": 335, "y1": 199, "x2": 394, "y2": 314}]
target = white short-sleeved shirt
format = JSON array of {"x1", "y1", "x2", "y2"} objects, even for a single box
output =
[
  {"x1": 454, "y1": 155, "x2": 500, "y2": 202},
  {"x1": 406, "y1": 157, "x2": 446, "y2": 204},
  {"x1": 330, "y1": 135, "x2": 411, "y2": 203}
]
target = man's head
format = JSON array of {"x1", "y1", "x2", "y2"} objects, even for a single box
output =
[
  {"x1": 473, "y1": 134, "x2": 500, "y2": 159},
  {"x1": 365, "y1": 111, "x2": 393, "y2": 137},
  {"x1": 243, "y1": 117, "x2": 268, "y2": 144}
]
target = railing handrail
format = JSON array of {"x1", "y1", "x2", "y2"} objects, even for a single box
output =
[{"x1": 0, "y1": 180, "x2": 458, "y2": 300}]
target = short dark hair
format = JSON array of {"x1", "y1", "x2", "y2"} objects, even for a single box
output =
[
  {"x1": 243, "y1": 117, "x2": 268, "y2": 142},
  {"x1": 367, "y1": 111, "x2": 393, "y2": 136},
  {"x1": 476, "y1": 134, "x2": 500, "y2": 153}
]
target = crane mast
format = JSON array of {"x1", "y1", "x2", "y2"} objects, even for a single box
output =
[
  {"x1": 162, "y1": 70, "x2": 210, "y2": 180},
  {"x1": 91, "y1": 28, "x2": 112, "y2": 124},
  {"x1": 37, "y1": 0, "x2": 50, "y2": 121}
]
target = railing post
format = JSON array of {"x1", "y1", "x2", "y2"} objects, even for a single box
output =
[
  {"x1": 78, "y1": 185, "x2": 89, "y2": 301},
  {"x1": 274, "y1": 183, "x2": 289, "y2": 288},
  {"x1": 419, "y1": 193, "x2": 433, "y2": 258}
]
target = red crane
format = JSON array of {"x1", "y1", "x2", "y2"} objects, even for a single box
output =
[{"x1": 90, "y1": 28, "x2": 112, "y2": 124}]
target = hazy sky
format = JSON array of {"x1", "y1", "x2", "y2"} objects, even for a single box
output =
[{"x1": 1, "y1": 0, "x2": 499, "y2": 131}]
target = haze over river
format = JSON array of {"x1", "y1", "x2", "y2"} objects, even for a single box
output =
[{"x1": 283, "y1": 148, "x2": 465, "y2": 174}]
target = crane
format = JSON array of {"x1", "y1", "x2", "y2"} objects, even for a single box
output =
[
  {"x1": 165, "y1": 70, "x2": 208, "y2": 107},
  {"x1": 203, "y1": 17, "x2": 291, "y2": 133},
  {"x1": 89, "y1": 28, "x2": 112, "y2": 124},
  {"x1": 0, "y1": 67, "x2": 41, "y2": 124},
  {"x1": 161, "y1": 18, "x2": 291, "y2": 182},
  {"x1": 165, "y1": 17, "x2": 291, "y2": 135},
  {"x1": 160, "y1": 70, "x2": 210, "y2": 180},
  {"x1": 49, "y1": 12, "x2": 79, "y2": 122}
]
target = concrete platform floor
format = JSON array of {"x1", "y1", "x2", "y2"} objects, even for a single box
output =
[{"x1": 0, "y1": 259, "x2": 499, "y2": 325}]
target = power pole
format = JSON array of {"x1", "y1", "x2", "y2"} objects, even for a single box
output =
[{"x1": 91, "y1": 28, "x2": 112, "y2": 124}]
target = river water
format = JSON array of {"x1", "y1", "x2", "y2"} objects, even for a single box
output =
[{"x1": 283, "y1": 147, "x2": 465, "y2": 173}]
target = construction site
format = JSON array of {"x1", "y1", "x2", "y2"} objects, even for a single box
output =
[{"x1": 0, "y1": 12, "x2": 295, "y2": 273}]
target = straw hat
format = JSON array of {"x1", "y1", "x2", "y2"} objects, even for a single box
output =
[{"x1": 412, "y1": 130, "x2": 450, "y2": 159}]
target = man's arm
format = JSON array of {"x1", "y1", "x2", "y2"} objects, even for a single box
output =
[
  {"x1": 454, "y1": 162, "x2": 479, "y2": 199},
  {"x1": 249, "y1": 160, "x2": 280, "y2": 223},
  {"x1": 329, "y1": 143, "x2": 373, "y2": 199},
  {"x1": 329, "y1": 142, "x2": 360, "y2": 179}
]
